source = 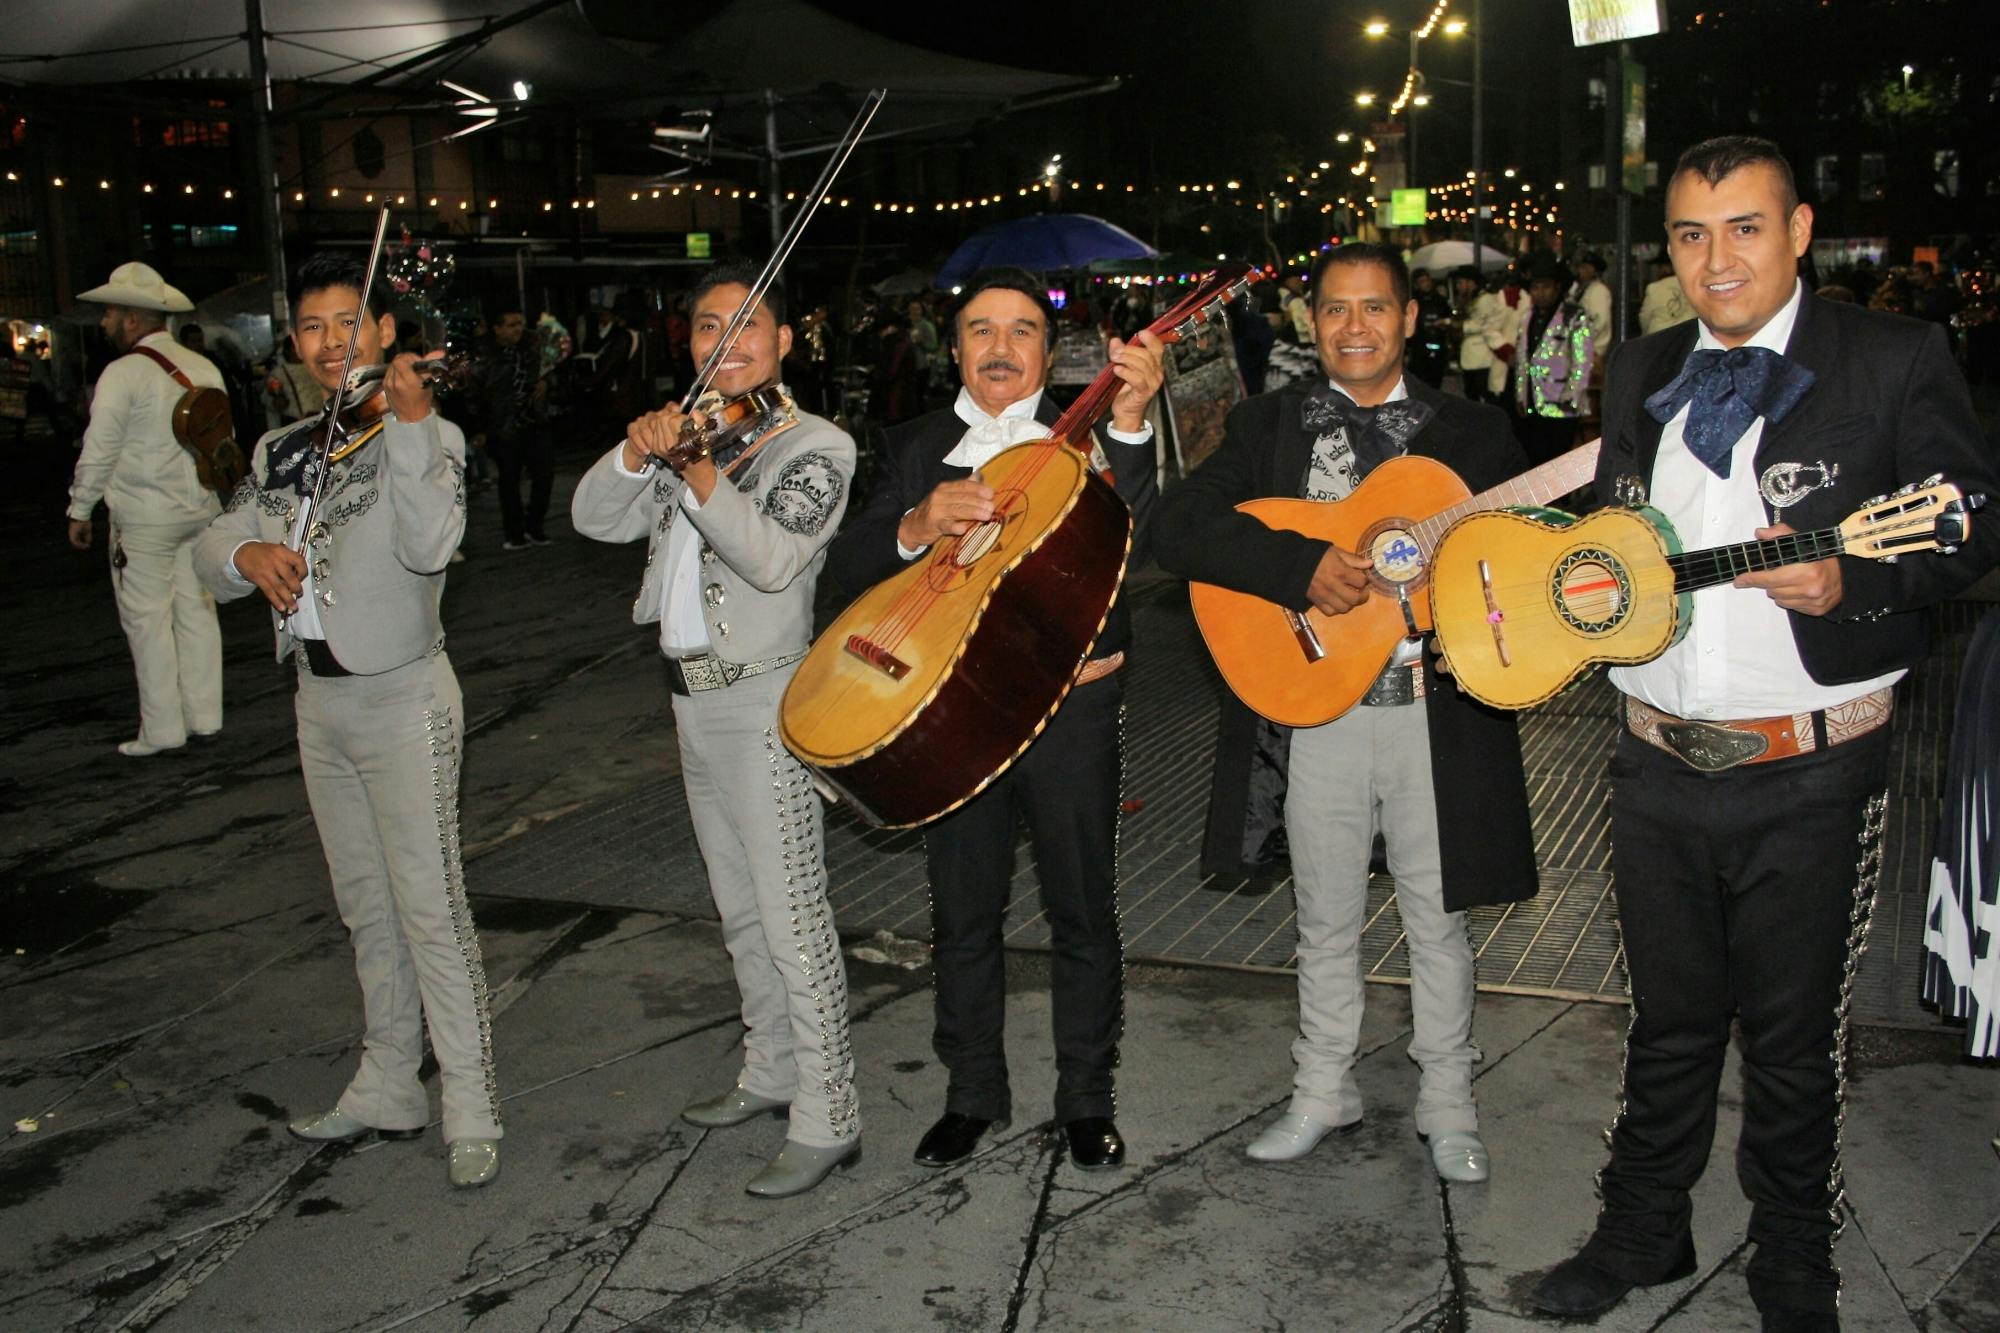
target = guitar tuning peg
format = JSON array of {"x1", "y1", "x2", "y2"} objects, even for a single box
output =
[
  {"x1": 1861, "y1": 492, "x2": 1887, "y2": 509},
  {"x1": 1921, "y1": 472, "x2": 1944, "y2": 488},
  {"x1": 1967, "y1": 493, "x2": 1989, "y2": 510}
]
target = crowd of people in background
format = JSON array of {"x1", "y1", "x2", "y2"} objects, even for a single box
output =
[{"x1": 12, "y1": 240, "x2": 1999, "y2": 556}]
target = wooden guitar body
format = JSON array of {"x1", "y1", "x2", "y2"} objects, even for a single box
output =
[
  {"x1": 1187, "y1": 455, "x2": 1471, "y2": 727},
  {"x1": 1428, "y1": 506, "x2": 1690, "y2": 710},
  {"x1": 781, "y1": 441, "x2": 1131, "y2": 828}
]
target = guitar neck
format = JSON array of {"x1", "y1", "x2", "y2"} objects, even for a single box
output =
[
  {"x1": 1667, "y1": 528, "x2": 1846, "y2": 591},
  {"x1": 1414, "y1": 439, "x2": 1602, "y2": 547},
  {"x1": 1049, "y1": 265, "x2": 1254, "y2": 447}
]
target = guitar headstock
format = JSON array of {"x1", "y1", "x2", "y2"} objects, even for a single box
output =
[
  {"x1": 1840, "y1": 477, "x2": 1983, "y2": 559},
  {"x1": 1145, "y1": 264, "x2": 1260, "y2": 349}
]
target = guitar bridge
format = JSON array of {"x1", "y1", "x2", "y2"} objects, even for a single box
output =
[{"x1": 844, "y1": 634, "x2": 910, "y2": 680}]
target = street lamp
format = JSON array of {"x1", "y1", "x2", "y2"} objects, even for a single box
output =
[
  {"x1": 1364, "y1": 2, "x2": 1466, "y2": 194},
  {"x1": 1355, "y1": 92, "x2": 1377, "y2": 107}
]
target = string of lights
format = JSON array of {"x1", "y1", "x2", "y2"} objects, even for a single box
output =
[{"x1": 1, "y1": 165, "x2": 1565, "y2": 232}]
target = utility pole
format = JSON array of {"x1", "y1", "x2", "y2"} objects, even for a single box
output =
[{"x1": 1471, "y1": 0, "x2": 1484, "y2": 264}]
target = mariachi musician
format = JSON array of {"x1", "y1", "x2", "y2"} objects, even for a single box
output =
[
  {"x1": 571, "y1": 260, "x2": 861, "y2": 1198},
  {"x1": 193, "y1": 251, "x2": 503, "y2": 1189},
  {"x1": 824, "y1": 267, "x2": 1165, "y2": 1173},
  {"x1": 1154, "y1": 243, "x2": 1536, "y2": 1183}
]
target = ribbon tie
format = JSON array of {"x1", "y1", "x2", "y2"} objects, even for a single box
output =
[
  {"x1": 1301, "y1": 389, "x2": 1433, "y2": 472},
  {"x1": 263, "y1": 417, "x2": 327, "y2": 498},
  {"x1": 943, "y1": 413, "x2": 1051, "y2": 469},
  {"x1": 1643, "y1": 345, "x2": 1816, "y2": 478}
]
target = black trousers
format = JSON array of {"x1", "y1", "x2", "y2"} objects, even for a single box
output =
[
  {"x1": 1582, "y1": 723, "x2": 1890, "y2": 1315},
  {"x1": 490, "y1": 432, "x2": 553, "y2": 542},
  {"x1": 924, "y1": 673, "x2": 1124, "y2": 1124}
]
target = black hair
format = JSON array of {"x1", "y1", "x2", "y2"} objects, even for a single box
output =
[
  {"x1": 691, "y1": 259, "x2": 788, "y2": 327},
  {"x1": 946, "y1": 268, "x2": 1058, "y2": 349},
  {"x1": 1309, "y1": 241, "x2": 1412, "y2": 308},
  {"x1": 289, "y1": 251, "x2": 399, "y2": 324},
  {"x1": 1672, "y1": 135, "x2": 1800, "y2": 215}
]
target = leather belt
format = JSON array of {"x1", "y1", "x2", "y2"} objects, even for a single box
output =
[
  {"x1": 1076, "y1": 651, "x2": 1125, "y2": 687},
  {"x1": 299, "y1": 637, "x2": 351, "y2": 678},
  {"x1": 664, "y1": 648, "x2": 806, "y2": 696},
  {"x1": 1623, "y1": 688, "x2": 1893, "y2": 773}
]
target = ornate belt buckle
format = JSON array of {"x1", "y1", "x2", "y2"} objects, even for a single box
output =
[
  {"x1": 1657, "y1": 720, "x2": 1768, "y2": 772},
  {"x1": 681, "y1": 653, "x2": 726, "y2": 691}
]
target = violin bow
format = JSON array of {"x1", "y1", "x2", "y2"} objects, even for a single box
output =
[
  {"x1": 661, "y1": 88, "x2": 887, "y2": 439},
  {"x1": 289, "y1": 204, "x2": 394, "y2": 575}
]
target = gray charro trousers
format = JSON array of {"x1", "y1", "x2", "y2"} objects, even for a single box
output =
[
  {"x1": 109, "y1": 514, "x2": 224, "y2": 748},
  {"x1": 671, "y1": 664, "x2": 859, "y2": 1148},
  {"x1": 296, "y1": 649, "x2": 503, "y2": 1144},
  {"x1": 1284, "y1": 701, "x2": 1479, "y2": 1137}
]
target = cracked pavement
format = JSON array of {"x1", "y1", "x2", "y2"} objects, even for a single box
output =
[{"x1": 4, "y1": 442, "x2": 1996, "y2": 1332}]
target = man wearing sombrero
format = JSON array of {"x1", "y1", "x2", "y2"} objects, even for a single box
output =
[{"x1": 65, "y1": 261, "x2": 229, "y2": 756}]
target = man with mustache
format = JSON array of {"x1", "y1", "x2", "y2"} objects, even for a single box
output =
[
  {"x1": 572, "y1": 261, "x2": 861, "y2": 1198},
  {"x1": 193, "y1": 252, "x2": 502, "y2": 1188},
  {"x1": 1154, "y1": 243, "x2": 1537, "y2": 1184},
  {"x1": 826, "y1": 267, "x2": 1164, "y2": 1172}
]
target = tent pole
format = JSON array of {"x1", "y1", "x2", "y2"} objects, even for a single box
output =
[{"x1": 244, "y1": 0, "x2": 289, "y2": 335}]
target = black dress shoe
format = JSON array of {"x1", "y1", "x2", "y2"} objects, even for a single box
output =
[
  {"x1": 1063, "y1": 1116, "x2": 1126, "y2": 1171},
  {"x1": 1762, "y1": 1308, "x2": 1839, "y2": 1333},
  {"x1": 1529, "y1": 1240, "x2": 1696, "y2": 1317},
  {"x1": 914, "y1": 1112, "x2": 1009, "y2": 1167}
]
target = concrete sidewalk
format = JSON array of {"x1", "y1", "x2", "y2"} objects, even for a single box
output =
[{"x1": 2, "y1": 443, "x2": 1995, "y2": 1332}]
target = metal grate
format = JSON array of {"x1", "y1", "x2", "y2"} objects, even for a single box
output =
[{"x1": 468, "y1": 580, "x2": 1983, "y2": 1023}]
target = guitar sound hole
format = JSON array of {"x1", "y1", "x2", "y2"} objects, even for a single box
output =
[
  {"x1": 1552, "y1": 549, "x2": 1631, "y2": 633},
  {"x1": 1369, "y1": 523, "x2": 1426, "y2": 587},
  {"x1": 954, "y1": 519, "x2": 1002, "y2": 567}
]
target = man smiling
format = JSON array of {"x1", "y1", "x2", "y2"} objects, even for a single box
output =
[
  {"x1": 571, "y1": 261, "x2": 860, "y2": 1199},
  {"x1": 826, "y1": 267, "x2": 1164, "y2": 1174},
  {"x1": 1528, "y1": 136, "x2": 2000, "y2": 1333},
  {"x1": 1155, "y1": 243, "x2": 1537, "y2": 1185}
]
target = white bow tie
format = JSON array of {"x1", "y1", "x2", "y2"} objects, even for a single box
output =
[{"x1": 944, "y1": 414, "x2": 1050, "y2": 469}]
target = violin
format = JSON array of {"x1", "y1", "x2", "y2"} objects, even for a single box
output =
[
  {"x1": 652, "y1": 383, "x2": 798, "y2": 472},
  {"x1": 325, "y1": 353, "x2": 471, "y2": 461}
]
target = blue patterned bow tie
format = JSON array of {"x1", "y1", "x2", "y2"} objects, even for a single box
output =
[{"x1": 1643, "y1": 345, "x2": 1816, "y2": 478}]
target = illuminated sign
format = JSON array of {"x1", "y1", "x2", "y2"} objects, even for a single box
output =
[
  {"x1": 686, "y1": 231, "x2": 711, "y2": 259},
  {"x1": 1391, "y1": 188, "x2": 1428, "y2": 227},
  {"x1": 1568, "y1": 0, "x2": 1666, "y2": 46}
]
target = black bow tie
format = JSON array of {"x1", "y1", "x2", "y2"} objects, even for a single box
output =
[
  {"x1": 1302, "y1": 388, "x2": 1433, "y2": 471},
  {"x1": 1643, "y1": 345, "x2": 1816, "y2": 477}
]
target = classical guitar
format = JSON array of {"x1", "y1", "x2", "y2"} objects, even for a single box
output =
[
  {"x1": 781, "y1": 265, "x2": 1258, "y2": 828},
  {"x1": 1188, "y1": 440, "x2": 1600, "y2": 727},
  {"x1": 1428, "y1": 479, "x2": 1980, "y2": 711}
]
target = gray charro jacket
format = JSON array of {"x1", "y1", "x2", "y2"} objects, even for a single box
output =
[
  {"x1": 570, "y1": 411, "x2": 856, "y2": 664},
  {"x1": 193, "y1": 412, "x2": 468, "y2": 675}
]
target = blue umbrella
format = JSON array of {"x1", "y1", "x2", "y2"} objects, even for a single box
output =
[{"x1": 934, "y1": 214, "x2": 1158, "y2": 289}]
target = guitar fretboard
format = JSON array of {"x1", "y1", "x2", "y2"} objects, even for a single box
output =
[
  {"x1": 1667, "y1": 529, "x2": 1846, "y2": 592},
  {"x1": 1414, "y1": 440, "x2": 1602, "y2": 547},
  {"x1": 1050, "y1": 269, "x2": 1251, "y2": 447}
]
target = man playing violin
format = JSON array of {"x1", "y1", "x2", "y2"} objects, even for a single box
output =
[
  {"x1": 825, "y1": 267, "x2": 1166, "y2": 1173},
  {"x1": 1154, "y1": 243, "x2": 1536, "y2": 1185},
  {"x1": 192, "y1": 252, "x2": 503, "y2": 1189},
  {"x1": 572, "y1": 260, "x2": 861, "y2": 1198}
]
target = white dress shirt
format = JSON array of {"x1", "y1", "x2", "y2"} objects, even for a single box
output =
[
  {"x1": 611, "y1": 450, "x2": 711, "y2": 655},
  {"x1": 1610, "y1": 281, "x2": 1903, "y2": 719},
  {"x1": 899, "y1": 386, "x2": 1153, "y2": 559}
]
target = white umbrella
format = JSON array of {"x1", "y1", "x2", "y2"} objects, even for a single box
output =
[{"x1": 1407, "y1": 241, "x2": 1514, "y2": 275}]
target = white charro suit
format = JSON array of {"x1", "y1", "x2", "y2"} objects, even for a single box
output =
[
  {"x1": 571, "y1": 409, "x2": 859, "y2": 1147},
  {"x1": 194, "y1": 410, "x2": 502, "y2": 1145}
]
